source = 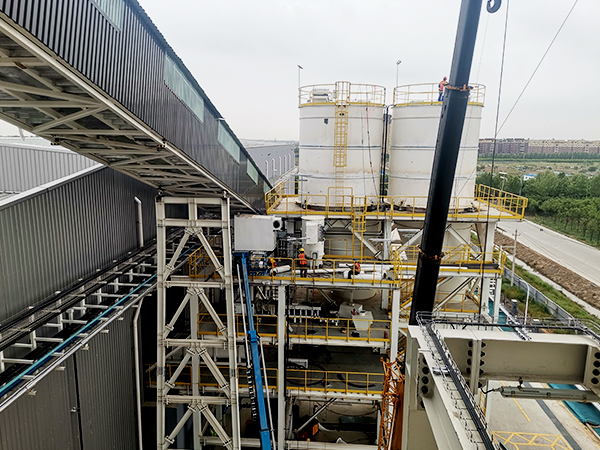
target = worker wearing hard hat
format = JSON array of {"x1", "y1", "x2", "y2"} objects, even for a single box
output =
[
  {"x1": 298, "y1": 248, "x2": 308, "y2": 278},
  {"x1": 267, "y1": 256, "x2": 277, "y2": 274},
  {"x1": 348, "y1": 258, "x2": 361, "y2": 279},
  {"x1": 438, "y1": 77, "x2": 448, "y2": 102}
]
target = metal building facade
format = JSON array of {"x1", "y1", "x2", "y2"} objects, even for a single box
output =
[
  {"x1": 0, "y1": 0, "x2": 269, "y2": 210},
  {"x1": 0, "y1": 307, "x2": 139, "y2": 450},
  {"x1": 0, "y1": 142, "x2": 98, "y2": 193},
  {"x1": 0, "y1": 165, "x2": 157, "y2": 321}
]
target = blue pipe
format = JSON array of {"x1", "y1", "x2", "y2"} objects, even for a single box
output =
[
  {"x1": 240, "y1": 254, "x2": 271, "y2": 450},
  {"x1": 0, "y1": 246, "x2": 195, "y2": 400}
]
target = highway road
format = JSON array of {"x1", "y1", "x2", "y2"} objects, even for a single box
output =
[{"x1": 497, "y1": 219, "x2": 600, "y2": 287}]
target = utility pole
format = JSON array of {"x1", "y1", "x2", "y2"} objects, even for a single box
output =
[
  {"x1": 297, "y1": 65, "x2": 303, "y2": 89},
  {"x1": 511, "y1": 228, "x2": 518, "y2": 286}
]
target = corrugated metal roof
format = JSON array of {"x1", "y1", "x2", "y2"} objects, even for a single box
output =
[{"x1": 0, "y1": 142, "x2": 99, "y2": 193}]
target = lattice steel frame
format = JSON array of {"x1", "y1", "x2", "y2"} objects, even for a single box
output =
[{"x1": 156, "y1": 196, "x2": 241, "y2": 450}]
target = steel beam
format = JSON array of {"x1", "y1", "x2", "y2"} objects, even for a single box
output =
[{"x1": 277, "y1": 286, "x2": 286, "y2": 449}]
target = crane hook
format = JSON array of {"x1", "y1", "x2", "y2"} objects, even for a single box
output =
[{"x1": 487, "y1": 0, "x2": 501, "y2": 13}]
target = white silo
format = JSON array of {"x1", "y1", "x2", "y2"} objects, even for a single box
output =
[
  {"x1": 388, "y1": 83, "x2": 485, "y2": 208},
  {"x1": 298, "y1": 82, "x2": 385, "y2": 207}
]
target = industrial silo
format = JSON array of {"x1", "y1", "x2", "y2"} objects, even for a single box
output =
[
  {"x1": 298, "y1": 82, "x2": 385, "y2": 207},
  {"x1": 388, "y1": 83, "x2": 485, "y2": 208}
]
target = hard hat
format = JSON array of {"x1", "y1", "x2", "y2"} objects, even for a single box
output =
[
  {"x1": 353, "y1": 258, "x2": 357, "y2": 261},
  {"x1": 299, "y1": 248, "x2": 305, "y2": 252},
  {"x1": 443, "y1": 77, "x2": 447, "y2": 80}
]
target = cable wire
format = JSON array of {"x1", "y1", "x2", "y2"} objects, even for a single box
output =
[
  {"x1": 498, "y1": 0, "x2": 580, "y2": 134},
  {"x1": 480, "y1": 0, "x2": 510, "y2": 314}
]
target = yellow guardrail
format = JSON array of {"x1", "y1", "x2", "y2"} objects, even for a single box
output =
[
  {"x1": 323, "y1": 238, "x2": 379, "y2": 260},
  {"x1": 146, "y1": 364, "x2": 383, "y2": 397},
  {"x1": 398, "y1": 292, "x2": 479, "y2": 320},
  {"x1": 251, "y1": 256, "x2": 400, "y2": 287},
  {"x1": 393, "y1": 82, "x2": 485, "y2": 106},
  {"x1": 146, "y1": 364, "x2": 278, "y2": 389},
  {"x1": 476, "y1": 184, "x2": 529, "y2": 218},
  {"x1": 189, "y1": 235, "x2": 222, "y2": 279},
  {"x1": 197, "y1": 313, "x2": 278, "y2": 338},
  {"x1": 265, "y1": 181, "x2": 527, "y2": 220},
  {"x1": 286, "y1": 369, "x2": 384, "y2": 396},
  {"x1": 287, "y1": 317, "x2": 391, "y2": 344},
  {"x1": 299, "y1": 83, "x2": 386, "y2": 107},
  {"x1": 251, "y1": 246, "x2": 505, "y2": 286}
]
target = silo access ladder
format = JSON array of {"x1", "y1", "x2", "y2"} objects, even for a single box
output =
[{"x1": 333, "y1": 81, "x2": 350, "y2": 207}]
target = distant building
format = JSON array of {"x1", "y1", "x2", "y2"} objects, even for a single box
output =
[
  {"x1": 0, "y1": 138, "x2": 99, "y2": 198},
  {"x1": 523, "y1": 173, "x2": 537, "y2": 181},
  {"x1": 478, "y1": 138, "x2": 600, "y2": 155},
  {"x1": 241, "y1": 139, "x2": 297, "y2": 184}
]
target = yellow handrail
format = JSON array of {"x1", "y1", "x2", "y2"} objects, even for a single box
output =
[
  {"x1": 146, "y1": 364, "x2": 383, "y2": 397},
  {"x1": 287, "y1": 317, "x2": 391, "y2": 343},
  {"x1": 265, "y1": 180, "x2": 527, "y2": 220},
  {"x1": 197, "y1": 313, "x2": 278, "y2": 338},
  {"x1": 286, "y1": 369, "x2": 384, "y2": 396},
  {"x1": 299, "y1": 83, "x2": 386, "y2": 107},
  {"x1": 393, "y1": 83, "x2": 485, "y2": 106},
  {"x1": 251, "y1": 247, "x2": 505, "y2": 286}
]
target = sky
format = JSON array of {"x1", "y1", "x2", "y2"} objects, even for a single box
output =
[{"x1": 3, "y1": 0, "x2": 599, "y2": 141}]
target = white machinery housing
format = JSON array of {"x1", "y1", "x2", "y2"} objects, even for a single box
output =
[{"x1": 234, "y1": 214, "x2": 281, "y2": 252}]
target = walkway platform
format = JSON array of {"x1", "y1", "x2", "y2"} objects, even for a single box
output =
[
  {"x1": 266, "y1": 183, "x2": 527, "y2": 221},
  {"x1": 0, "y1": 5, "x2": 266, "y2": 211}
]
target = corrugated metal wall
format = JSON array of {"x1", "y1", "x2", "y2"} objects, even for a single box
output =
[
  {"x1": 0, "y1": 166, "x2": 157, "y2": 321},
  {"x1": 0, "y1": 358, "x2": 82, "y2": 450},
  {"x1": 0, "y1": 308, "x2": 140, "y2": 450},
  {"x1": 0, "y1": 143, "x2": 99, "y2": 193},
  {"x1": 76, "y1": 307, "x2": 138, "y2": 450},
  {"x1": 0, "y1": 0, "x2": 269, "y2": 210}
]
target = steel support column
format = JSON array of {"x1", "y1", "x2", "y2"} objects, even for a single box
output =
[
  {"x1": 156, "y1": 196, "x2": 240, "y2": 450},
  {"x1": 391, "y1": 290, "x2": 401, "y2": 361},
  {"x1": 277, "y1": 285, "x2": 286, "y2": 449},
  {"x1": 156, "y1": 197, "x2": 167, "y2": 450},
  {"x1": 221, "y1": 197, "x2": 242, "y2": 450},
  {"x1": 190, "y1": 291, "x2": 202, "y2": 449}
]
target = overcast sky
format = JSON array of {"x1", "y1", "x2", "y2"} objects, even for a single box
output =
[{"x1": 4, "y1": 0, "x2": 598, "y2": 142}]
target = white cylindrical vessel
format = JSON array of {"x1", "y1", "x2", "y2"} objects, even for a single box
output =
[
  {"x1": 298, "y1": 83, "x2": 385, "y2": 207},
  {"x1": 388, "y1": 83, "x2": 484, "y2": 208}
]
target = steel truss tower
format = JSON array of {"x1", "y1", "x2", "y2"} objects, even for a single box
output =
[{"x1": 156, "y1": 196, "x2": 241, "y2": 450}]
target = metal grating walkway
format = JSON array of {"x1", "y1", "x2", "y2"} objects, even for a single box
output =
[{"x1": 0, "y1": 1, "x2": 267, "y2": 213}]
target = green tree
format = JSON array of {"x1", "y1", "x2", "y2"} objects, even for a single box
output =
[
  {"x1": 590, "y1": 174, "x2": 600, "y2": 197},
  {"x1": 568, "y1": 174, "x2": 590, "y2": 199}
]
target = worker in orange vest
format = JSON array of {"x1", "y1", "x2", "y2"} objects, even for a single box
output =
[
  {"x1": 267, "y1": 256, "x2": 277, "y2": 273},
  {"x1": 298, "y1": 248, "x2": 308, "y2": 278},
  {"x1": 348, "y1": 258, "x2": 361, "y2": 279},
  {"x1": 438, "y1": 77, "x2": 448, "y2": 102}
]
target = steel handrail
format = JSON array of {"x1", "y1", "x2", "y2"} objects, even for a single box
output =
[
  {"x1": 286, "y1": 368, "x2": 384, "y2": 395},
  {"x1": 299, "y1": 83, "x2": 386, "y2": 107},
  {"x1": 287, "y1": 317, "x2": 391, "y2": 343},
  {"x1": 392, "y1": 82, "x2": 485, "y2": 106},
  {"x1": 265, "y1": 181, "x2": 527, "y2": 220}
]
